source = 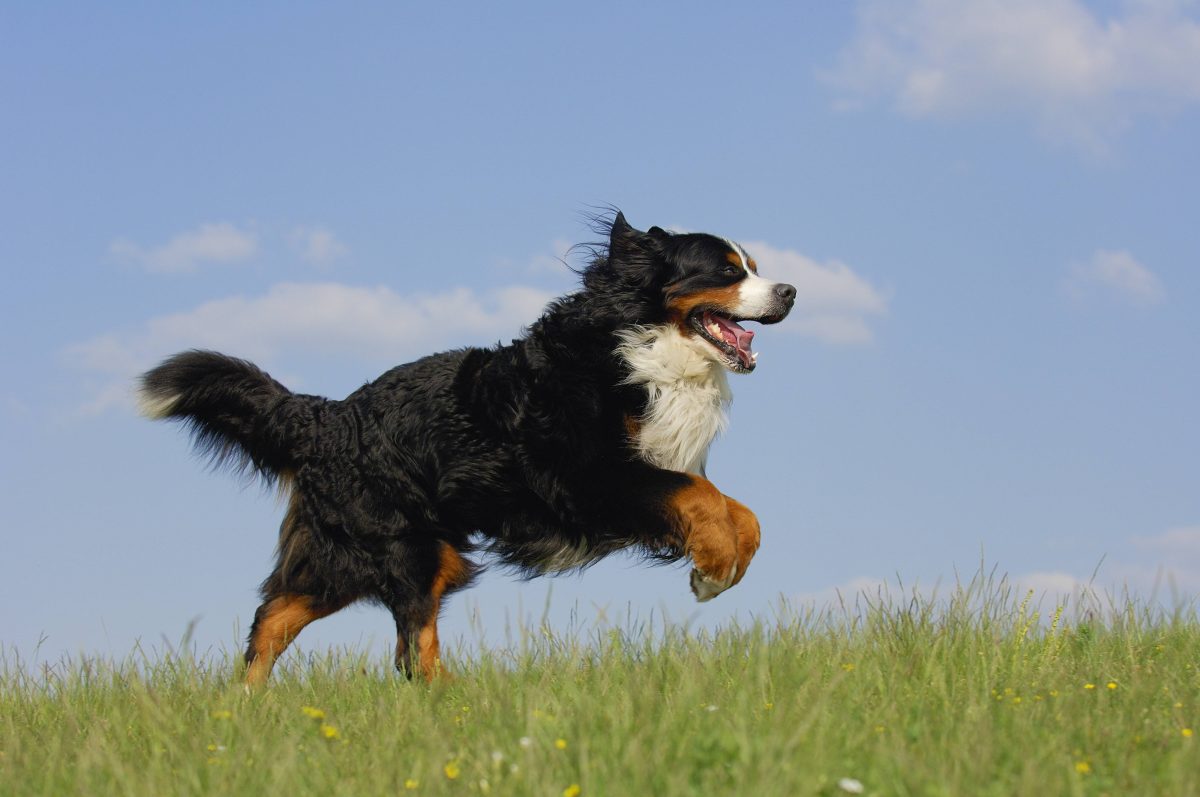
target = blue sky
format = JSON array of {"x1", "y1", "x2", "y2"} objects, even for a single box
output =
[{"x1": 3, "y1": 1, "x2": 1198, "y2": 664}]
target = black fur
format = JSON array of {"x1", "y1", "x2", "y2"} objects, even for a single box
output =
[{"x1": 140, "y1": 211, "x2": 794, "y2": 679}]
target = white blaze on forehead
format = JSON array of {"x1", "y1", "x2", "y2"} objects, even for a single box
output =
[{"x1": 723, "y1": 238, "x2": 750, "y2": 273}]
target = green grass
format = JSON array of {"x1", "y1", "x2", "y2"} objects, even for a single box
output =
[{"x1": 3, "y1": 577, "x2": 1198, "y2": 796}]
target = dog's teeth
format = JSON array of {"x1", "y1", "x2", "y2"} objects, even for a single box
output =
[{"x1": 751, "y1": 352, "x2": 759, "y2": 361}]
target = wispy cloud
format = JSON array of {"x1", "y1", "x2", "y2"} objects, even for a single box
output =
[
  {"x1": 1008, "y1": 526, "x2": 1200, "y2": 602},
  {"x1": 69, "y1": 236, "x2": 884, "y2": 413},
  {"x1": 1067, "y1": 249, "x2": 1165, "y2": 304},
  {"x1": 824, "y1": 0, "x2": 1200, "y2": 147},
  {"x1": 110, "y1": 222, "x2": 259, "y2": 273},
  {"x1": 791, "y1": 576, "x2": 890, "y2": 609},
  {"x1": 66, "y1": 281, "x2": 555, "y2": 414},
  {"x1": 289, "y1": 226, "x2": 349, "y2": 267},
  {"x1": 745, "y1": 241, "x2": 888, "y2": 344},
  {"x1": 1134, "y1": 526, "x2": 1200, "y2": 556},
  {"x1": 1011, "y1": 570, "x2": 1086, "y2": 597}
]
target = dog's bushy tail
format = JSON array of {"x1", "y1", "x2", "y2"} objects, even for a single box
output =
[{"x1": 138, "y1": 350, "x2": 321, "y2": 486}]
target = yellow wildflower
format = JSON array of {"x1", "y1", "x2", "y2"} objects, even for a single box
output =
[
  {"x1": 1106, "y1": 682, "x2": 1118, "y2": 691},
  {"x1": 563, "y1": 785, "x2": 582, "y2": 797},
  {"x1": 404, "y1": 778, "x2": 419, "y2": 789},
  {"x1": 842, "y1": 663, "x2": 856, "y2": 672},
  {"x1": 444, "y1": 761, "x2": 461, "y2": 780},
  {"x1": 320, "y1": 724, "x2": 340, "y2": 740},
  {"x1": 301, "y1": 706, "x2": 326, "y2": 720},
  {"x1": 555, "y1": 738, "x2": 568, "y2": 750},
  {"x1": 211, "y1": 709, "x2": 232, "y2": 720},
  {"x1": 1084, "y1": 683, "x2": 1096, "y2": 690},
  {"x1": 1075, "y1": 761, "x2": 1091, "y2": 774},
  {"x1": 1183, "y1": 728, "x2": 1194, "y2": 738}
]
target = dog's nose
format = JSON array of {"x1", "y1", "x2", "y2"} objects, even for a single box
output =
[{"x1": 774, "y1": 283, "x2": 797, "y2": 305}]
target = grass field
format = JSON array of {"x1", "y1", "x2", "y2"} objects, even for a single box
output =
[{"x1": 3, "y1": 576, "x2": 1198, "y2": 796}]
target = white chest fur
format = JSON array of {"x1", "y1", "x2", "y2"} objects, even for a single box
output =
[{"x1": 615, "y1": 325, "x2": 732, "y2": 474}]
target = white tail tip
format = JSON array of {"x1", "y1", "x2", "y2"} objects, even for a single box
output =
[{"x1": 137, "y1": 390, "x2": 181, "y2": 420}]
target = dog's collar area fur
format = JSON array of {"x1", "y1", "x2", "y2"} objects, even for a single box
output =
[{"x1": 615, "y1": 324, "x2": 732, "y2": 475}]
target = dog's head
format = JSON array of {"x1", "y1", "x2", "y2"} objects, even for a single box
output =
[{"x1": 604, "y1": 212, "x2": 796, "y2": 373}]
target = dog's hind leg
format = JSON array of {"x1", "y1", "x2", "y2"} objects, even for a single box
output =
[
  {"x1": 389, "y1": 542, "x2": 472, "y2": 681},
  {"x1": 244, "y1": 592, "x2": 348, "y2": 686}
]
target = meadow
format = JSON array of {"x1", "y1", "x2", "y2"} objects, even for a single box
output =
[{"x1": 2, "y1": 576, "x2": 1197, "y2": 796}]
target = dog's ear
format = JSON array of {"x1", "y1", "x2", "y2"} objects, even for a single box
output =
[
  {"x1": 594, "y1": 212, "x2": 671, "y2": 294},
  {"x1": 606, "y1": 212, "x2": 668, "y2": 289},
  {"x1": 608, "y1": 211, "x2": 638, "y2": 246},
  {"x1": 609, "y1": 212, "x2": 666, "y2": 255}
]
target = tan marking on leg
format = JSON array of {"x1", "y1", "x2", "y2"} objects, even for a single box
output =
[
  {"x1": 415, "y1": 543, "x2": 470, "y2": 681},
  {"x1": 666, "y1": 475, "x2": 738, "y2": 601},
  {"x1": 724, "y1": 495, "x2": 761, "y2": 587},
  {"x1": 623, "y1": 413, "x2": 642, "y2": 444},
  {"x1": 245, "y1": 594, "x2": 342, "y2": 687}
]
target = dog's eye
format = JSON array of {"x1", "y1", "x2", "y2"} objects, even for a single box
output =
[{"x1": 723, "y1": 265, "x2": 741, "y2": 276}]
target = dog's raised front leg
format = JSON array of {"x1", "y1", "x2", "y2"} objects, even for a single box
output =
[
  {"x1": 664, "y1": 475, "x2": 749, "y2": 602},
  {"x1": 723, "y1": 494, "x2": 761, "y2": 589}
]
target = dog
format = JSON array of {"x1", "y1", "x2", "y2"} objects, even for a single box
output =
[{"x1": 139, "y1": 212, "x2": 796, "y2": 684}]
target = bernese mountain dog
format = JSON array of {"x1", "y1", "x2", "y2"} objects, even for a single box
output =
[{"x1": 139, "y1": 212, "x2": 796, "y2": 685}]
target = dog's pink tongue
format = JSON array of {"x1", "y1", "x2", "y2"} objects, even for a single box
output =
[{"x1": 713, "y1": 315, "x2": 755, "y2": 366}]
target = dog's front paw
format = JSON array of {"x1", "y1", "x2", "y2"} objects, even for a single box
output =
[
  {"x1": 690, "y1": 562, "x2": 737, "y2": 602},
  {"x1": 724, "y1": 497, "x2": 761, "y2": 588}
]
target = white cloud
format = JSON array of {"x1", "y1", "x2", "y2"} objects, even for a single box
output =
[
  {"x1": 1134, "y1": 526, "x2": 1200, "y2": 556},
  {"x1": 66, "y1": 281, "x2": 556, "y2": 412},
  {"x1": 1120, "y1": 526, "x2": 1200, "y2": 594},
  {"x1": 110, "y1": 222, "x2": 259, "y2": 273},
  {"x1": 824, "y1": 0, "x2": 1200, "y2": 145},
  {"x1": 745, "y1": 241, "x2": 888, "y2": 344},
  {"x1": 1011, "y1": 570, "x2": 1087, "y2": 597},
  {"x1": 1036, "y1": 527, "x2": 1200, "y2": 601},
  {"x1": 289, "y1": 226, "x2": 349, "y2": 266},
  {"x1": 1067, "y1": 249, "x2": 1165, "y2": 304},
  {"x1": 68, "y1": 236, "x2": 884, "y2": 413},
  {"x1": 1104, "y1": 525, "x2": 1200, "y2": 595},
  {"x1": 792, "y1": 576, "x2": 890, "y2": 609}
]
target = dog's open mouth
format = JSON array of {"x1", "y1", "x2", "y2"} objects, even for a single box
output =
[{"x1": 691, "y1": 309, "x2": 763, "y2": 373}]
